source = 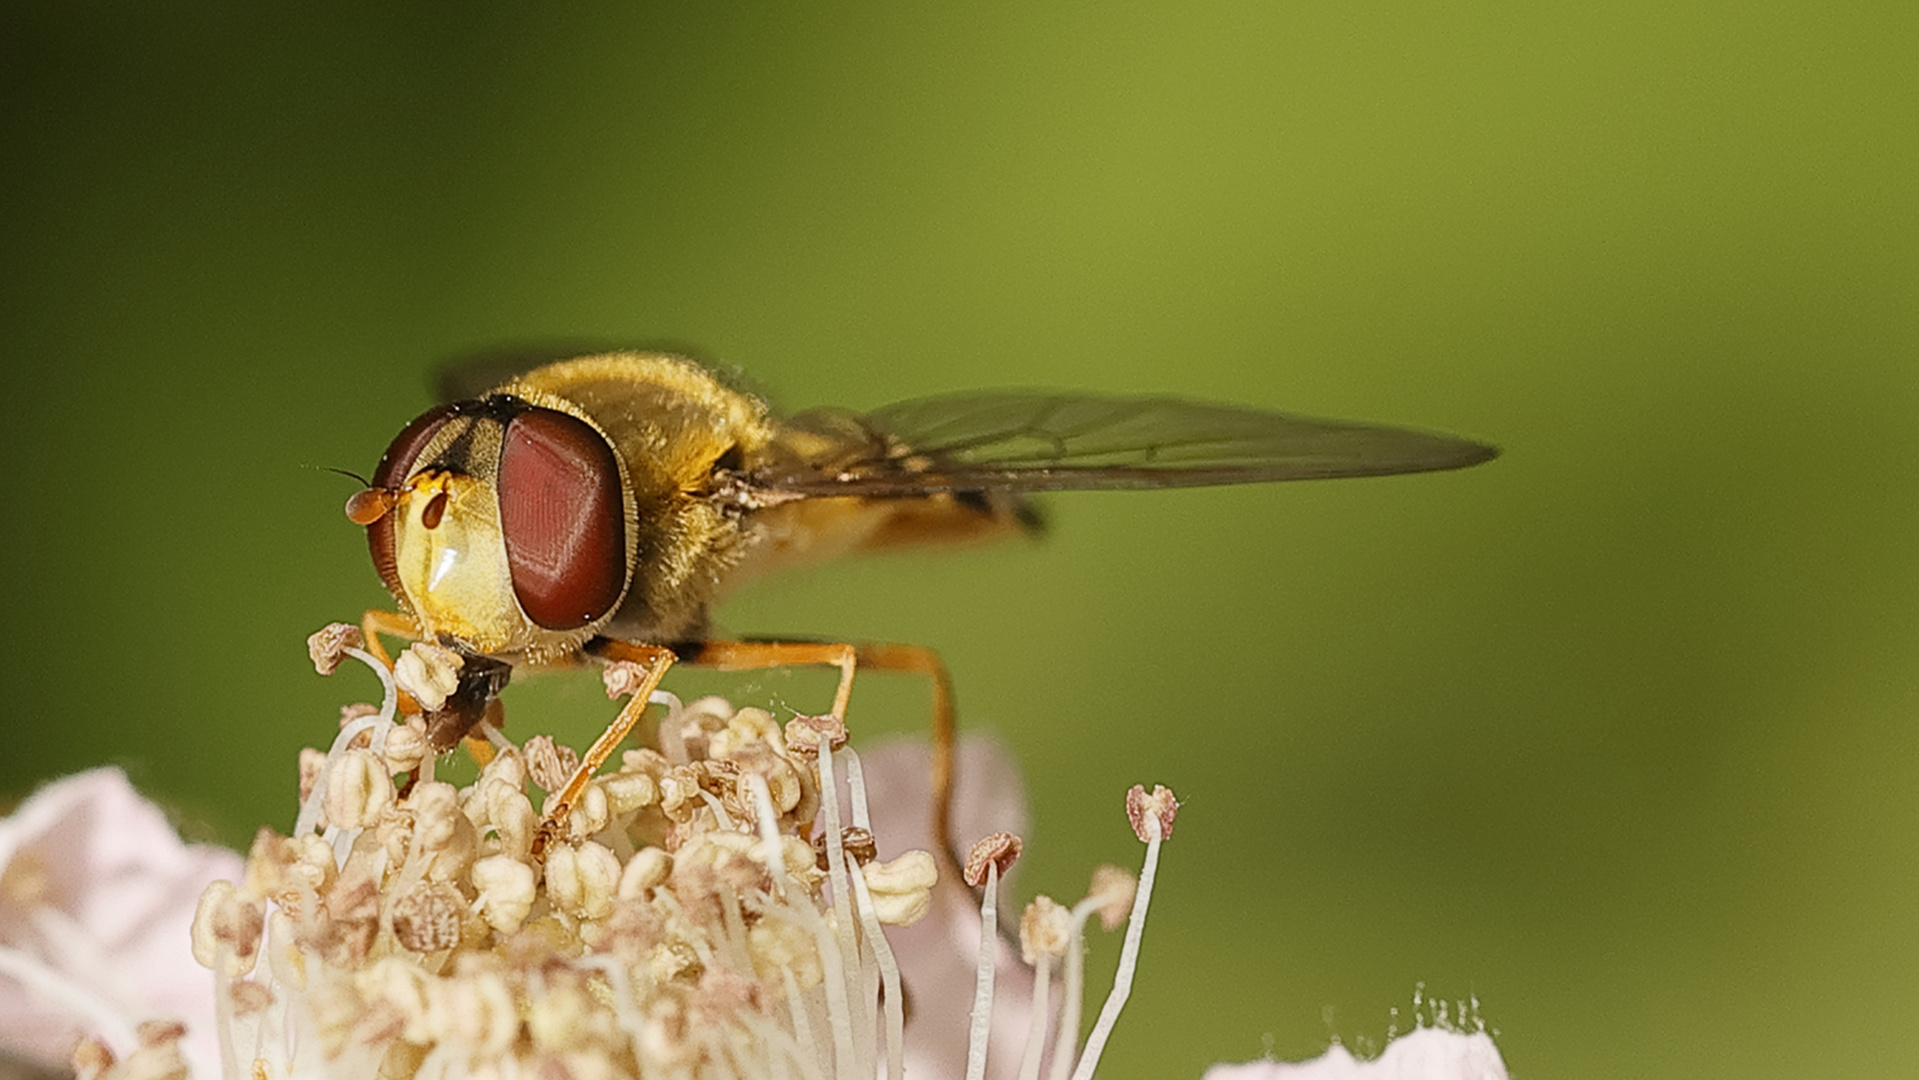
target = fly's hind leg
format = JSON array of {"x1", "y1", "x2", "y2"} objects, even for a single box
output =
[{"x1": 851, "y1": 643, "x2": 960, "y2": 890}]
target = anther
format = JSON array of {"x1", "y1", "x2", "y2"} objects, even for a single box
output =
[
  {"x1": 963, "y1": 831, "x2": 1023, "y2": 888},
  {"x1": 1124, "y1": 784, "x2": 1179, "y2": 843},
  {"x1": 307, "y1": 622, "x2": 365, "y2": 676}
]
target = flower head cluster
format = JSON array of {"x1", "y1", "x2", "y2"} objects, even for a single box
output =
[
  {"x1": 60, "y1": 628, "x2": 1177, "y2": 1080},
  {"x1": 9, "y1": 625, "x2": 1509, "y2": 1080}
]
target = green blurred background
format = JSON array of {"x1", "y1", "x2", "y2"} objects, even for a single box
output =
[{"x1": 4, "y1": 3, "x2": 1916, "y2": 1077}]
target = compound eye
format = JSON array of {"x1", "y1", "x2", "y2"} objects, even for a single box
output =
[{"x1": 497, "y1": 408, "x2": 628, "y2": 630}]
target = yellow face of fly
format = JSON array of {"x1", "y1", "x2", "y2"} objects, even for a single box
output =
[{"x1": 389, "y1": 468, "x2": 526, "y2": 655}]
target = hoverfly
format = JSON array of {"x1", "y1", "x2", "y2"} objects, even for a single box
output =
[{"x1": 344, "y1": 352, "x2": 1495, "y2": 855}]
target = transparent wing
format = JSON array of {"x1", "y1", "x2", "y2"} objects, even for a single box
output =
[{"x1": 751, "y1": 390, "x2": 1498, "y2": 497}]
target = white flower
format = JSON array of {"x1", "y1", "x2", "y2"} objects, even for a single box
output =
[
  {"x1": 0, "y1": 634, "x2": 1509, "y2": 1080},
  {"x1": 0, "y1": 767, "x2": 242, "y2": 1076},
  {"x1": 1204, "y1": 1027, "x2": 1509, "y2": 1079},
  {"x1": 845, "y1": 736, "x2": 1041, "y2": 1080}
]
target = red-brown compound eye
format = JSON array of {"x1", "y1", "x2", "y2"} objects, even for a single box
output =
[
  {"x1": 497, "y1": 408, "x2": 628, "y2": 630},
  {"x1": 363, "y1": 403, "x2": 458, "y2": 601}
]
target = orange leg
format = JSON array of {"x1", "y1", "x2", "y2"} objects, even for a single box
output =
[
  {"x1": 536, "y1": 638, "x2": 961, "y2": 884},
  {"x1": 681, "y1": 642, "x2": 956, "y2": 865},
  {"x1": 357, "y1": 608, "x2": 498, "y2": 768},
  {"x1": 359, "y1": 609, "x2": 419, "y2": 669},
  {"x1": 848, "y1": 643, "x2": 960, "y2": 890},
  {"x1": 533, "y1": 641, "x2": 678, "y2": 858},
  {"x1": 688, "y1": 639, "x2": 861, "y2": 717}
]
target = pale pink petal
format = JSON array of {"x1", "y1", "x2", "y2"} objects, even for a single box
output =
[
  {"x1": 852, "y1": 733, "x2": 1028, "y2": 863},
  {"x1": 0, "y1": 768, "x2": 243, "y2": 1069},
  {"x1": 1202, "y1": 1029, "x2": 1510, "y2": 1080},
  {"x1": 850, "y1": 735, "x2": 1040, "y2": 1080}
]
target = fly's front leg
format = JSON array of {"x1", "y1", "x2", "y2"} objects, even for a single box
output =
[
  {"x1": 537, "y1": 636, "x2": 963, "y2": 886},
  {"x1": 358, "y1": 609, "x2": 418, "y2": 670},
  {"x1": 357, "y1": 609, "x2": 505, "y2": 767},
  {"x1": 534, "y1": 640, "x2": 678, "y2": 858}
]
